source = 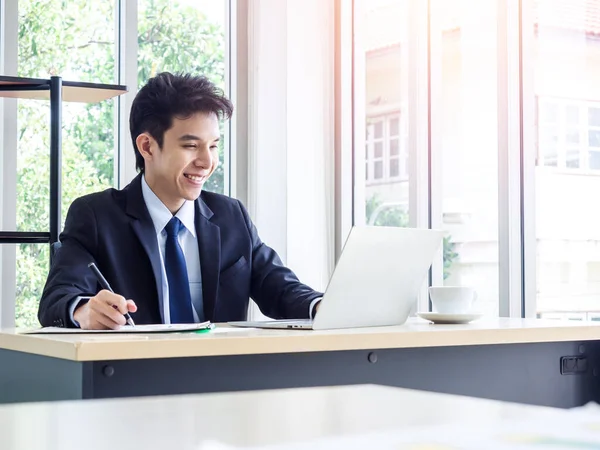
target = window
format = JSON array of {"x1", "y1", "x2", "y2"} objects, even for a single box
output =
[
  {"x1": 531, "y1": 0, "x2": 600, "y2": 320},
  {"x1": 365, "y1": 113, "x2": 407, "y2": 184},
  {"x1": 538, "y1": 98, "x2": 600, "y2": 171},
  {"x1": 2, "y1": 0, "x2": 230, "y2": 328},
  {"x1": 14, "y1": 0, "x2": 117, "y2": 328},
  {"x1": 356, "y1": 0, "x2": 500, "y2": 316},
  {"x1": 351, "y1": 0, "x2": 600, "y2": 319},
  {"x1": 430, "y1": 0, "x2": 500, "y2": 316},
  {"x1": 355, "y1": 0, "x2": 411, "y2": 229}
]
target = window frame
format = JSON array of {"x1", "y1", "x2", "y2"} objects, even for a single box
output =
[
  {"x1": 352, "y1": 0, "x2": 431, "y2": 312},
  {"x1": 0, "y1": 0, "x2": 237, "y2": 328},
  {"x1": 365, "y1": 111, "x2": 408, "y2": 185},
  {"x1": 0, "y1": 0, "x2": 19, "y2": 328},
  {"x1": 351, "y1": 0, "x2": 525, "y2": 317}
]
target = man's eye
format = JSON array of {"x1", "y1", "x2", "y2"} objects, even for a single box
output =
[
  {"x1": 210, "y1": 145, "x2": 218, "y2": 150},
  {"x1": 184, "y1": 145, "x2": 197, "y2": 149}
]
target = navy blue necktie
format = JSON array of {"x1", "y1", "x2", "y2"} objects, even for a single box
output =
[{"x1": 164, "y1": 217, "x2": 195, "y2": 323}]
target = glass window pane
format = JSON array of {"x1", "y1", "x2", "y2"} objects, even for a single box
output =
[
  {"x1": 590, "y1": 151, "x2": 600, "y2": 170},
  {"x1": 565, "y1": 150, "x2": 580, "y2": 169},
  {"x1": 16, "y1": 100, "x2": 50, "y2": 233},
  {"x1": 589, "y1": 130, "x2": 600, "y2": 148},
  {"x1": 390, "y1": 158, "x2": 400, "y2": 178},
  {"x1": 390, "y1": 139, "x2": 400, "y2": 156},
  {"x1": 14, "y1": 244, "x2": 50, "y2": 329},
  {"x1": 18, "y1": 0, "x2": 115, "y2": 83},
  {"x1": 355, "y1": 0, "x2": 410, "y2": 229},
  {"x1": 16, "y1": 1, "x2": 117, "y2": 326},
  {"x1": 17, "y1": 0, "x2": 117, "y2": 229},
  {"x1": 589, "y1": 108, "x2": 600, "y2": 127},
  {"x1": 374, "y1": 142, "x2": 383, "y2": 158},
  {"x1": 432, "y1": 0, "x2": 499, "y2": 317},
  {"x1": 541, "y1": 142, "x2": 558, "y2": 166},
  {"x1": 374, "y1": 161, "x2": 384, "y2": 180},
  {"x1": 138, "y1": 0, "x2": 227, "y2": 194},
  {"x1": 532, "y1": 5, "x2": 600, "y2": 320}
]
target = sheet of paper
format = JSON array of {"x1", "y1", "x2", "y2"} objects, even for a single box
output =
[{"x1": 21, "y1": 322, "x2": 213, "y2": 334}]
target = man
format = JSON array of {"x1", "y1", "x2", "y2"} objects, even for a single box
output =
[{"x1": 38, "y1": 72, "x2": 321, "y2": 329}]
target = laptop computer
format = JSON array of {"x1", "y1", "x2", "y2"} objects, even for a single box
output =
[{"x1": 228, "y1": 225, "x2": 444, "y2": 331}]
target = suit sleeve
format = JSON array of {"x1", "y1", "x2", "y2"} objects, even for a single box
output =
[
  {"x1": 237, "y1": 200, "x2": 323, "y2": 319},
  {"x1": 38, "y1": 198, "x2": 100, "y2": 327}
]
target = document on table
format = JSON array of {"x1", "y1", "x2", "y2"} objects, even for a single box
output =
[{"x1": 20, "y1": 322, "x2": 213, "y2": 334}]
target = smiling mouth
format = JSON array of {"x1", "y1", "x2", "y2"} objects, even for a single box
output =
[{"x1": 184, "y1": 174, "x2": 205, "y2": 183}]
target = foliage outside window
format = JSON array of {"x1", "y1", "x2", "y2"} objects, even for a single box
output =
[{"x1": 14, "y1": 0, "x2": 226, "y2": 328}]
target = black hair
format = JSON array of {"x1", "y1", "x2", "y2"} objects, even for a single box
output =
[{"x1": 129, "y1": 72, "x2": 233, "y2": 172}]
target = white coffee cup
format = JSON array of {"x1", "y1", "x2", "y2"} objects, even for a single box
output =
[{"x1": 428, "y1": 286, "x2": 477, "y2": 314}]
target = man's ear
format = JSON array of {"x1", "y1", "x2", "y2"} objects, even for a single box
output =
[{"x1": 136, "y1": 133, "x2": 155, "y2": 164}]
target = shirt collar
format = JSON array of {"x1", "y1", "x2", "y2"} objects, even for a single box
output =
[{"x1": 141, "y1": 175, "x2": 197, "y2": 237}]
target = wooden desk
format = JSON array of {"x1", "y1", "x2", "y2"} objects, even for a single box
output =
[
  {"x1": 1, "y1": 384, "x2": 596, "y2": 449},
  {"x1": 1, "y1": 318, "x2": 600, "y2": 406}
]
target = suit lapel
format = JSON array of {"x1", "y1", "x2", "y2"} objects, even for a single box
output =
[
  {"x1": 125, "y1": 174, "x2": 165, "y2": 323},
  {"x1": 195, "y1": 197, "x2": 220, "y2": 321}
]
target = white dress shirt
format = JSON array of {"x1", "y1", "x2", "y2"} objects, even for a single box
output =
[{"x1": 141, "y1": 175, "x2": 203, "y2": 323}]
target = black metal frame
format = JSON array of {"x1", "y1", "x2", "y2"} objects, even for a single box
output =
[
  {"x1": 0, "y1": 232, "x2": 51, "y2": 244},
  {"x1": 0, "y1": 76, "x2": 63, "y2": 262},
  {"x1": 0, "y1": 75, "x2": 126, "y2": 258},
  {"x1": 49, "y1": 76, "x2": 62, "y2": 246}
]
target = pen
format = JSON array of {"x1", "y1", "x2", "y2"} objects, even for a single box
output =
[{"x1": 88, "y1": 262, "x2": 136, "y2": 327}]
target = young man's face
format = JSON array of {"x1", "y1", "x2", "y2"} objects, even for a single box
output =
[{"x1": 138, "y1": 112, "x2": 220, "y2": 213}]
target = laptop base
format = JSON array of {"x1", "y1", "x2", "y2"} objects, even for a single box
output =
[{"x1": 228, "y1": 319, "x2": 314, "y2": 330}]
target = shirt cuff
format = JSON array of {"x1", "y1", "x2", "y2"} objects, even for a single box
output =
[
  {"x1": 309, "y1": 297, "x2": 322, "y2": 320},
  {"x1": 69, "y1": 296, "x2": 91, "y2": 327}
]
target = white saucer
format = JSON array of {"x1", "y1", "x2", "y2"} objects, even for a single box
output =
[{"x1": 417, "y1": 312, "x2": 483, "y2": 324}]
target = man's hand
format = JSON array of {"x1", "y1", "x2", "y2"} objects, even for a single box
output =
[{"x1": 73, "y1": 290, "x2": 137, "y2": 330}]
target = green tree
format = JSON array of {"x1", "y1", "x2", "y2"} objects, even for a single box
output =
[
  {"x1": 15, "y1": 140, "x2": 111, "y2": 324},
  {"x1": 366, "y1": 194, "x2": 459, "y2": 280},
  {"x1": 366, "y1": 193, "x2": 409, "y2": 228},
  {"x1": 138, "y1": 1, "x2": 226, "y2": 193},
  {"x1": 14, "y1": 0, "x2": 226, "y2": 328}
]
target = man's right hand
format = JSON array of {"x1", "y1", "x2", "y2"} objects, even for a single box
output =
[{"x1": 73, "y1": 290, "x2": 137, "y2": 330}]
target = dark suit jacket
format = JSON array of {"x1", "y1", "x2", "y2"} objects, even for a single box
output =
[{"x1": 38, "y1": 174, "x2": 322, "y2": 327}]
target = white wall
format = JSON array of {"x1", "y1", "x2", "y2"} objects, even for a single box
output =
[
  {"x1": 285, "y1": 0, "x2": 335, "y2": 291},
  {"x1": 246, "y1": 0, "x2": 336, "y2": 318}
]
